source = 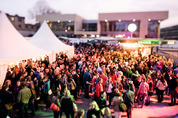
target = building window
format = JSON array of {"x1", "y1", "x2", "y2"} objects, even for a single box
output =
[
  {"x1": 18, "y1": 18, "x2": 22, "y2": 22},
  {"x1": 18, "y1": 24, "x2": 21, "y2": 28},
  {"x1": 82, "y1": 23, "x2": 97, "y2": 31},
  {"x1": 148, "y1": 21, "x2": 158, "y2": 32},
  {"x1": 25, "y1": 25, "x2": 28, "y2": 28},
  {"x1": 48, "y1": 21, "x2": 74, "y2": 31},
  {"x1": 115, "y1": 21, "x2": 140, "y2": 32},
  {"x1": 109, "y1": 22, "x2": 112, "y2": 31},
  {"x1": 115, "y1": 22, "x2": 126, "y2": 31},
  {"x1": 147, "y1": 21, "x2": 158, "y2": 38}
]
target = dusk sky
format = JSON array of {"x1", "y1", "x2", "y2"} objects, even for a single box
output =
[{"x1": 0, "y1": 0, "x2": 177, "y2": 28}]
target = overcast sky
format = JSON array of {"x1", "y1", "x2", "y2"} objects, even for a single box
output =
[{"x1": 0, "y1": 0, "x2": 177, "y2": 28}]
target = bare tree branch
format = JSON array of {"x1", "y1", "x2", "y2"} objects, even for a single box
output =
[{"x1": 28, "y1": 0, "x2": 60, "y2": 20}]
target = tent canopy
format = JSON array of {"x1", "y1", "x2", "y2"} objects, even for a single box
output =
[
  {"x1": 0, "y1": 12, "x2": 51, "y2": 86},
  {"x1": 0, "y1": 12, "x2": 51, "y2": 63},
  {"x1": 29, "y1": 21, "x2": 74, "y2": 58}
]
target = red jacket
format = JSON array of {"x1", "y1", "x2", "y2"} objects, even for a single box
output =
[
  {"x1": 109, "y1": 74, "x2": 117, "y2": 86},
  {"x1": 100, "y1": 74, "x2": 108, "y2": 86},
  {"x1": 96, "y1": 83, "x2": 103, "y2": 98}
]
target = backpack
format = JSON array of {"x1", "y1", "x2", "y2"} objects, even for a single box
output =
[{"x1": 119, "y1": 102, "x2": 127, "y2": 112}]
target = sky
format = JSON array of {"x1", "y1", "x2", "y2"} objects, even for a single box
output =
[{"x1": 0, "y1": 0, "x2": 178, "y2": 28}]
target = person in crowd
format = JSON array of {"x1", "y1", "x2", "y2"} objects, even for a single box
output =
[
  {"x1": 17, "y1": 82, "x2": 32, "y2": 118},
  {"x1": 125, "y1": 78, "x2": 135, "y2": 93},
  {"x1": 164, "y1": 70, "x2": 173, "y2": 95},
  {"x1": 74, "y1": 109, "x2": 85, "y2": 118},
  {"x1": 28, "y1": 82, "x2": 36, "y2": 116},
  {"x1": 133, "y1": 75, "x2": 141, "y2": 102},
  {"x1": 100, "y1": 71, "x2": 108, "y2": 86},
  {"x1": 13, "y1": 80, "x2": 21, "y2": 101},
  {"x1": 61, "y1": 90, "x2": 76, "y2": 118},
  {"x1": 121, "y1": 76, "x2": 127, "y2": 94},
  {"x1": 83, "y1": 68, "x2": 92, "y2": 98},
  {"x1": 112, "y1": 91, "x2": 123, "y2": 118},
  {"x1": 95, "y1": 78, "x2": 103, "y2": 100},
  {"x1": 72, "y1": 70, "x2": 80, "y2": 98},
  {"x1": 34, "y1": 67, "x2": 41, "y2": 79},
  {"x1": 87, "y1": 101, "x2": 101, "y2": 118},
  {"x1": 97, "y1": 91, "x2": 108, "y2": 114},
  {"x1": 146, "y1": 77, "x2": 153, "y2": 105},
  {"x1": 154, "y1": 62, "x2": 162, "y2": 73},
  {"x1": 77, "y1": 69, "x2": 82, "y2": 97},
  {"x1": 33, "y1": 77, "x2": 40, "y2": 110},
  {"x1": 0, "y1": 81, "x2": 13, "y2": 118},
  {"x1": 91, "y1": 74, "x2": 97, "y2": 94},
  {"x1": 103, "y1": 107, "x2": 112, "y2": 118},
  {"x1": 67, "y1": 75, "x2": 77, "y2": 99},
  {"x1": 124, "y1": 85, "x2": 134, "y2": 118},
  {"x1": 156, "y1": 76, "x2": 168, "y2": 103},
  {"x1": 43, "y1": 76, "x2": 51, "y2": 111},
  {"x1": 104, "y1": 77, "x2": 113, "y2": 107},
  {"x1": 13, "y1": 65, "x2": 21, "y2": 84},
  {"x1": 137, "y1": 76, "x2": 149, "y2": 108},
  {"x1": 51, "y1": 91, "x2": 61, "y2": 118},
  {"x1": 109, "y1": 69, "x2": 117, "y2": 86},
  {"x1": 168, "y1": 72, "x2": 177, "y2": 106}
]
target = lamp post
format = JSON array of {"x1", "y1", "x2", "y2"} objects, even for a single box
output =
[{"x1": 128, "y1": 23, "x2": 137, "y2": 38}]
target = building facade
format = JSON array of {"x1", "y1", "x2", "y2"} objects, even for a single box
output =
[
  {"x1": 36, "y1": 11, "x2": 168, "y2": 38},
  {"x1": 161, "y1": 25, "x2": 178, "y2": 40},
  {"x1": 6, "y1": 13, "x2": 39, "y2": 37},
  {"x1": 36, "y1": 13, "x2": 100, "y2": 37}
]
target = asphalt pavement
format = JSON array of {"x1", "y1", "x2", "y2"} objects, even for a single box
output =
[{"x1": 32, "y1": 92, "x2": 178, "y2": 118}]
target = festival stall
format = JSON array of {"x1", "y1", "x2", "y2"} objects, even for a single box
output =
[
  {"x1": 0, "y1": 12, "x2": 51, "y2": 86},
  {"x1": 29, "y1": 21, "x2": 74, "y2": 63}
]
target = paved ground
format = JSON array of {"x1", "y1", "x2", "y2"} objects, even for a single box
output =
[{"x1": 32, "y1": 92, "x2": 178, "y2": 118}]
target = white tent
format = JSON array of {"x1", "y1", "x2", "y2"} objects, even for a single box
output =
[
  {"x1": 29, "y1": 21, "x2": 74, "y2": 63},
  {"x1": 0, "y1": 12, "x2": 51, "y2": 86}
]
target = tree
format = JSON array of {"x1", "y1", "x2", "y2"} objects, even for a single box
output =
[{"x1": 28, "y1": 0, "x2": 60, "y2": 19}]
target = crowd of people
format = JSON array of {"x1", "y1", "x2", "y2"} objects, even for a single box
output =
[{"x1": 0, "y1": 43, "x2": 178, "y2": 118}]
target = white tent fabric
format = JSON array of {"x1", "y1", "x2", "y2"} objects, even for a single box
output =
[
  {"x1": 0, "y1": 12, "x2": 51, "y2": 85},
  {"x1": 29, "y1": 21, "x2": 74, "y2": 62},
  {"x1": 0, "y1": 12, "x2": 51, "y2": 62},
  {"x1": 0, "y1": 63, "x2": 8, "y2": 86}
]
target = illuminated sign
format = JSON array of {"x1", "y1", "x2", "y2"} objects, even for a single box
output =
[{"x1": 138, "y1": 40, "x2": 159, "y2": 45}]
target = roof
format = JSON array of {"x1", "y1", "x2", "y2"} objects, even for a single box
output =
[
  {"x1": 0, "y1": 12, "x2": 51, "y2": 63},
  {"x1": 29, "y1": 21, "x2": 74, "y2": 58}
]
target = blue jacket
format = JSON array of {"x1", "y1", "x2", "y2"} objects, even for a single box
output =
[
  {"x1": 34, "y1": 71, "x2": 40, "y2": 78},
  {"x1": 44, "y1": 80, "x2": 50, "y2": 94},
  {"x1": 83, "y1": 71, "x2": 91, "y2": 84}
]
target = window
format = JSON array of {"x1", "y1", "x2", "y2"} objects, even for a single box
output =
[
  {"x1": 115, "y1": 21, "x2": 140, "y2": 32},
  {"x1": 147, "y1": 21, "x2": 158, "y2": 38},
  {"x1": 109, "y1": 23, "x2": 112, "y2": 31},
  {"x1": 82, "y1": 23, "x2": 97, "y2": 31},
  {"x1": 18, "y1": 24, "x2": 21, "y2": 28},
  {"x1": 148, "y1": 21, "x2": 158, "y2": 32},
  {"x1": 115, "y1": 22, "x2": 126, "y2": 31},
  {"x1": 48, "y1": 21, "x2": 74, "y2": 31},
  {"x1": 18, "y1": 18, "x2": 22, "y2": 22}
]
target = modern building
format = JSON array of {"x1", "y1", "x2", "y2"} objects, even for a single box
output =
[
  {"x1": 36, "y1": 11, "x2": 168, "y2": 38},
  {"x1": 6, "y1": 13, "x2": 39, "y2": 37},
  {"x1": 36, "y1": 13, "x2": 100, "y2": 37},
  {"x1": 160, "y1": 25, "x2": 178, "y2": 40}
]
